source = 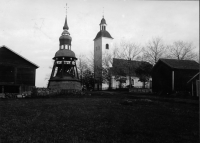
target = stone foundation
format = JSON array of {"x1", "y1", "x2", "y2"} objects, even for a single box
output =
[
  {"x1": 129, "y1": 88, "x2": 152, "y2": 93},
  {"x1": 48, "y1": 80, "x2": 81, "y2": 91}
]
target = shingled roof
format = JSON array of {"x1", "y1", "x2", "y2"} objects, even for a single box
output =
[
  {"x1": 94, "y1": 30, "x2": 113, "y2": 40},
  {"x1": 111, "y1": 58, "x2": 152, "y2": 76},
  {"x1": 159, "y1": 59, "x2": 199, "y2": 70}
]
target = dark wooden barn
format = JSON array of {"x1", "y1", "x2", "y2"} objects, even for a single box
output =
[
  {"x1": 152, "y1": 59, "x2": 199, "y2": 95},
  {"x1": 0, "y1": 45, "x2": 39, "y2": 94}
]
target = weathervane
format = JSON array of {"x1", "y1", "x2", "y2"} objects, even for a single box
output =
[
  {"x1": 103, "y1": 7, "x2": 104, "y2": 18},
  {"x1": 65, "y1": 3, "x2": 69, "y2": 16}
]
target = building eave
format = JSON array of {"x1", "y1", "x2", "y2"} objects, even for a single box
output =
[{"x1": 0, "y1": 45, "x2": 39, "y2": 68}]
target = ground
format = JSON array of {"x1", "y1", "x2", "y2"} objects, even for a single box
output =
[{"x1": 0, "y1": 91, "x2": 199, "y2": 143}]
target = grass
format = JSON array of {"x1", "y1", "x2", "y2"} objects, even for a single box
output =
[{"x1": 0, "y1": 92, "x2": 199, "y2": 143}]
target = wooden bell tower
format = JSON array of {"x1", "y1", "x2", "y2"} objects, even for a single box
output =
[{"x1": 48, "y1": 4, "x2": 81, "y2": 91}]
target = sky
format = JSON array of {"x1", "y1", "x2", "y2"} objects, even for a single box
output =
[{"x1": 0, "y1": 0, "x2": 199, "y2": 87}]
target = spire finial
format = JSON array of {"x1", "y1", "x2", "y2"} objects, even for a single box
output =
[
  {"x1": 66, "y1": 3, "x2": 67, "y2": 16},
  {"x1": 63, "y1": 3, "x2": 69, "y2": 30},
  {"x1": 103, "y1": 7, "x2": 104, "y2": 18}
]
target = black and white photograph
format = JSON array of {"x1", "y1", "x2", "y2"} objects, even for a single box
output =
[{"x1": 0, "y1": 0, "x2": 199, "y2": 142}]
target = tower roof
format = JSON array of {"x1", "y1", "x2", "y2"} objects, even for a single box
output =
[
  {"x1": 63, "y1": 16, "x2": 69, "y2": 30},
  {"x1": 94, "y1": 30, "x2": 113, "y2": 40},
  {"x1": 100, "y1": 17, "x2": 107, "y2": 25},
  {"x1": 54, "y1": 49, "x2": 76, "y2": 59},
  {"x1": 60, "y1": 14, "x2": 71, "y2": 45}
]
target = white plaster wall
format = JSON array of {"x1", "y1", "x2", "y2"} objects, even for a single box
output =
[
  {"x1": 102, "y1": 37, "x2": 113, "y2": 56},
  {"x1": 111, "y1": 76, "x2": 152, "y2": 89}
]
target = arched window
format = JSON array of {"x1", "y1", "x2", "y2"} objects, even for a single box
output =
[{"x1": 106, "y1": 44, "x2": 109, "y2": 49}]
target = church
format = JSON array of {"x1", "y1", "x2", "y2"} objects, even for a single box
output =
[
  {"x1": 94, "y1": 17, "x2": 113, "y2": 90},
  {"x1": 93, "y1": 17, "x2": 151, "y2": 90}
]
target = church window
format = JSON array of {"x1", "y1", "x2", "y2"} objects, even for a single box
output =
[
  {"x1": 106, "y1": 44, "x2": 109, "y2": 49},
  {"x1": 61, "y1": 45, "x2": 64, "y2": 49}
]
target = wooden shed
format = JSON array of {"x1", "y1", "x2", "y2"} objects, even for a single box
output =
[
  {"x1": 0, "y1": 45, "x2": 39, "y2": 94},
  {"x1": 152, "y1": 59, "x2": 199, "y2": 95}
]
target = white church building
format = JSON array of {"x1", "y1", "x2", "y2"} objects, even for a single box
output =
[
  {"x1": 93, "y1": 17, "x2": 151, "y2": 90},
  {"x1": 93, "y1": 16, "x2": 113, "y2": 90},
  {"x1": 110, "y1": 58, "x2": 152, "y2": 89}
]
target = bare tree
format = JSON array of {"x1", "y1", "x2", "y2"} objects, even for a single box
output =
[
  {"x1": 120, "y1": 40, "x2": 142, "y2": 87},
  {"x1": 143, "y1": 37, "x2": 167, "y2": 65},
  {"x1": 77, "y1": 54, "x2": 88, "y2": 85},
  {"x1": 85, "y1": 50, "x2": 95, "y2": 72},
  {"x1": 104, "y1": 40, "x2": 142, "y2": 88},
  {"x1": 119, "y1": 40, "x2": 142, "y2": 60},
  {"x1": 167, "y1": 41, "x2": 197, "y2": 60},
  {"x1": 101, "y1": 50, "x2": 113, "y2": 88}
]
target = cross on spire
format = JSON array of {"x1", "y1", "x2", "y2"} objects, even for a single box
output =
[
  {"x1": 103, "y1": 7, "x2": 104, "y2": 18},
  {"x1": 65, "y1": 3, "x2": 69, "y2": 16}
]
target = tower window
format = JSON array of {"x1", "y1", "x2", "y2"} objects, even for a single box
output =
[
  {"x1": 131, "y1": 79, "x2": 134, "y2": 85},
  {"x1": 106, "y1": 44, "x2": 109, "y2": 49},
  {"x1": 61, "y1": 45, "x2": 64, "y2": 49}
]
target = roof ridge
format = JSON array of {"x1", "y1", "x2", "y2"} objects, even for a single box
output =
[
  {"x1": 159, "y1": 58, "x2": 199, "y2": 70},
  {"x1": 0, "y1": 45, "x2": 39, "y2": 68}
]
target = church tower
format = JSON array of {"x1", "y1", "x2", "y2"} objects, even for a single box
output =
[
  {"x1": 48, "y1": 5, "x2": 81, "y2": 91},
  {"x1": 94, "y1": 17, "x2": 113, "y2": 90}
]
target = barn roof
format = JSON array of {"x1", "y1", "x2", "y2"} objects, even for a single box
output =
[
  {"x1": 0, "y1": 45, "x2": 39, "y2": 68},
  {"x1": 111, "y1": 58, "x2": 151, "y2": 76},
  {"x1": 159, "y1": 59, "x2": 199, "y2": 70}
]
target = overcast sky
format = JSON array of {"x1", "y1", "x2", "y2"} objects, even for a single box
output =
[{"x1": 0, "y1": 0, "x2": 199, "y2": 87}]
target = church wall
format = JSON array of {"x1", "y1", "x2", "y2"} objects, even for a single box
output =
[
  {"x1": 111, "y1": 75, "x2": 151, "y2": 89},
  {"x1": 102, "y1": 37, "x2": 113, "y2": 55},
  {"x1": 94, "y1": 38, "x2": 102, "y2": 79}
]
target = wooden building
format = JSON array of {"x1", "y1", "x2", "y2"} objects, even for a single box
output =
[
  {"x1": 187, "y1": 72, "x2": 199, "y2": 96},
  {"x1": 0, "y1": 45, "x2": 39, "y2": 94},
  {"x1": 152, "y1": 59, "x2": 199, "y2": 95}
]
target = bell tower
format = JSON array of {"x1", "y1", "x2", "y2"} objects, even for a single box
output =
[
  {"x1": 94, "y1": 16, "x2": 113, "y2": 90},
  {"x1": 48, "y1": 4, "x2": 81, "y2": 91}
]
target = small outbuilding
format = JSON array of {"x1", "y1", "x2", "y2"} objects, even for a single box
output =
[
  {"x1": 0, "y1": 45, "x2": 39, "y2": 94},
  {"x1": 152, "y1": 59, "x2": 199, "y2": 95}
]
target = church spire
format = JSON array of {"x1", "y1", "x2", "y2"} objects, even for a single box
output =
[
  {"x1": 63, "y1": 17, "x2": 69, "y2": 30},
  {"x1": 63, "y1": 4, "x2": 69, "y2": 30}
]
